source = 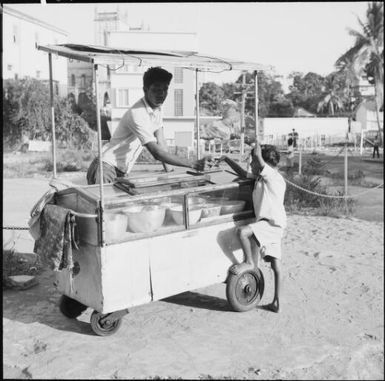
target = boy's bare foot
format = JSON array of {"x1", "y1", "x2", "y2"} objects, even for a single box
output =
[{"x1": 229, "y1": 262, "x2": 254, "y2": 275}]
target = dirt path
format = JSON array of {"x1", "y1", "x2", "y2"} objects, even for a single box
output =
[
  {"x1": 3, "y1": 170, "x2": 384, "y2": 379},
  {"x1": 3, "y1": 214, "x2": 384, "y2": 379}
]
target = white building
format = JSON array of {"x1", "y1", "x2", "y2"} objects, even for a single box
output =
[
  {"x1": 2, "y1": 5, "x2": 68, "y2": 96},
  {"x1": 106, "y1": 29, "x2": 200, "y2": 147}
]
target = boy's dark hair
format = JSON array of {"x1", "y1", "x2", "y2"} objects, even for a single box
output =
[
  {"x1": 252, "y1": 144, "x2": 280, "y2": 167},
  {"x1": 143, "y1": 67, "x2": 173, "y2": 88}
]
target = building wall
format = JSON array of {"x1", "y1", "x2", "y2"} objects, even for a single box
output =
[
  {"x1": 107, "y1": 30, "x2": 199, "y2": 140},
  {"x1": 355, "y1": 105, "x2": 383, "y2": 132},
  {"x1": 3, "y1": 5, "x2": 68, "y2": 95},
  {"x1": 262, "y1": 117, "x2": 351, "y2": 144}
]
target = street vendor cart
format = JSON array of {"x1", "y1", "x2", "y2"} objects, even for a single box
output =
[{"x1": 35, "y1": 43, "x2": 272, "y2": 336}]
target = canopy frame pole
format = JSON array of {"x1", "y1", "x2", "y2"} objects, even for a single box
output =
[
  {"x1": 240, "y1": 71, "x2": 246, "y2": 158},
  {"x1": 195, "y1": 68, "x2": 201, "y2": 159},
  {"x1": 253, "y1": 70, "x2": 259, "y2": 143},
  {"x1": 93, "y1": 64, "x2": 105, "y2": 246},
  {"x1": 48, "y1": 53, "x2": 57, "y2": 178}
]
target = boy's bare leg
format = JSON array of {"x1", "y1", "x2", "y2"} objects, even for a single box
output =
[
  {"x1": 230, "y1": 225, "x2": 255, "y2": 275},
  {"x1": 265, "y1": 257, "x2": 281, "y2": 313}
]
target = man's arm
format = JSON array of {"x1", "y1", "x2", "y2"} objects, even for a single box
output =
[
  {"x1": 145, "y1": 141, "x2": 206, "y2": 171},
  {"x1": 154, "y1": 128, "x2": 173, "y2": 172}
]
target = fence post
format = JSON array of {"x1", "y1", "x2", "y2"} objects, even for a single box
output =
[
  {"x1": 344, "y1": 142, "x2": 348, "y2": 196},
  {"x1": 298, "y1": 146, "x2": 302, "y2": 175}
]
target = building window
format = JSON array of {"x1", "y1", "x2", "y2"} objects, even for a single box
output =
[
  {"x1": 81, "y1": 74, "x2": 86, "y2": 88},
  {"x1": 174, "y1": 89, "x2": 183, "y2": 116},
  {"x1": 13, "y1": 25, "x2": 19, "y2": 44},
  {"x1": 117, "y1": 89, "x2": 129, "y2": 107},
  {"x1": 7, "y1": 64, "x2": 13, "y2": 71},
  {"x1": 71, "y1": 74, "x2": 76, "y2": 86},
  {"x1": 36, "y1": 71, "x2": 41, "y2": 79},
  {"x1": 174, "y1": 67, "x2": 184, "y2": 83}
]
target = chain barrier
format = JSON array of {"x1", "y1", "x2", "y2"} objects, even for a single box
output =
[{"x1": 284, "y1": 177, "x2": 383, "y2": 199}]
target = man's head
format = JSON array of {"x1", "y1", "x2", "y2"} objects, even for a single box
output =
[
  {"x1": 143, "y1": 67, "x2": 173, "y2": 108},
  {"x1": 250, "y1": 144, "x2": 280, "y2": 174}
]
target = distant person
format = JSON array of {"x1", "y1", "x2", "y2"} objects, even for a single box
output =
[
  {"x1": 87, "y1": 67, "x2": 208, "y2": 185},
  {"x1": 291, "y1": 128, "x2": 299, "y2": 149},
  {"x1": 372, "y1": 135, "x2": 380, "y2": 159},
  {"x1": 216, "y1": 141, "x2": 287, "y2": 313},
  {"x1": 286, "y1": 137, "x2": 294, "y2": 174}
]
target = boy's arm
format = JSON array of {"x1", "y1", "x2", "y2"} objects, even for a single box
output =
[
  {"x1": 254, "y1": 141, "x2": 265, "y2": 169},
  {"x1": 217, "y1": 155, "x2": 248, "y2": 178}
]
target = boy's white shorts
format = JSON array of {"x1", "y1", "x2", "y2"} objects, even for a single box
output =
[{"x1": 250, "y1": 219, "x2": 284, "y2": 260}]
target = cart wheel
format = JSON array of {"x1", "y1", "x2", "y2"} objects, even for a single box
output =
[
  {"x1": 226, "y1": 267, "x2": 264, "y2": 312},
  {"x1": 59, "y1": 295, "x2": 88, "y2": 318},
  {"x1": 90, "y1": 311, "x2": 122, "y2": 336}
]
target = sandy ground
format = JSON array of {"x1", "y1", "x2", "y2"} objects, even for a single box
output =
[{"x1": 3, "y1": 172, "x2": 384, "y2": 380}]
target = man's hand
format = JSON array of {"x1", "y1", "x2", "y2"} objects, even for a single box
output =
[
  {"x1": 191, "y1": 155, "x2": 214, "y2": 172},
  {"x1": 191, "y1": 157, "x2": 207, "y2": 172}
]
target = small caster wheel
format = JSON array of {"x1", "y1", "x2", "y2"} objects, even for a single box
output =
[
  {"x1": 90, "y1": 311, "x2": 122, "y2": 336},
  {"x1": 226, "y1": 267, "x2": 264, "y2": 312},
  {"x1": 59, "y1": 295, "x2": 87, "y2": 318}
]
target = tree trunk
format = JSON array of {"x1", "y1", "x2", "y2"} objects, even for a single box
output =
[{"x1": 374, "y1": 75, "x2": 384, "y2": 145}]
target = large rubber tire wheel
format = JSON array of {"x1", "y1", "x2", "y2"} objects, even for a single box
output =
[
  {"x1": 226, "y1": 268, "x2": 265, "y2": 312},
  {"x1": 90, "y1": 311, "x2": 122, "y2": 336},
  {"x1": 59, "y1": 295, "x2": 88, "y2": 318}
]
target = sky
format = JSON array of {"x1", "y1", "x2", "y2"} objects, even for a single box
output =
[{"x1": 7, "y1": 2, "x2": 369, "y2": 84}]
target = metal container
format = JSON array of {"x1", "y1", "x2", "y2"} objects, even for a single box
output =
[
  {"x1": 104, "y1": 212, "x2": 129, "y2": 241},
  {"x1": 168, "y1": 205, "x2": 203, "y2": 225},
  {"x1": 220, "y1": 200, "x2": 246, "y2": 215},
  {"x1": 123, "y1": 204, "x2": 166, "y2": 233},
  {"x1": 201, "y1": 203, "x2": 222, "y2": 218}
]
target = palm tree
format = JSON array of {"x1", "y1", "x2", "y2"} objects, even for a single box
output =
[
  {"x1": 317, "y1": 74, "x2": 345, "y2": 116},
  {"x1": 336, "y1": 1, "x2": 384, "y2": 142}
]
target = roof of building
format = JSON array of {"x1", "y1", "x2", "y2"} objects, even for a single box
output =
[
  {"x1": 37, "y1": 43, "x2": 273, "y2": 73},
  {"x1": 3, "y1": 5, "x2": 68, "y2": 36}
]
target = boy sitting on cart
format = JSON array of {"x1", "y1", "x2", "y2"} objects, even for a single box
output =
[
  {"x1": 216, "y1": 142, "x2": 287, "y2": 313},
  {"x1": 87, "y1": 67, "x2": 208, "y2": 184}
]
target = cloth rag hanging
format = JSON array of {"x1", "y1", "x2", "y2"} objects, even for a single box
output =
[{"x1": 34, "y1": 204, "x2": 79, "y2": 272}]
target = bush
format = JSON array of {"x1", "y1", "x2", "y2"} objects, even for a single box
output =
[
  {"x1": 284, "y1": 173, "x2": 356, "y2": 216},
  {"x1": 3, "y1": 78, "x2": 97, "y2": 150}
]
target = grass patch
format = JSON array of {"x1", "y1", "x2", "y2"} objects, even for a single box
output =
[{"x1": 3, "y1": 149, "x2": 94, "y2": 178}]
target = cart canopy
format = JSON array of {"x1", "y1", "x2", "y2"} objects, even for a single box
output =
[{"x1": 37, "y1": 43, "x2": 272, "y2": 73}]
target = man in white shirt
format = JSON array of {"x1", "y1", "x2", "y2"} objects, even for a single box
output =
[
  {"x1": 87, "y1": 67, "x2": 207, "y2": 184},
  {"x1": 217, "y1": 142, "x2": 287, "y2": 313}
]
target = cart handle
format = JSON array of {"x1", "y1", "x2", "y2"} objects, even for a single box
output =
[{"x1": 70, "y1": 210, "x2": 98, "y2": 219}]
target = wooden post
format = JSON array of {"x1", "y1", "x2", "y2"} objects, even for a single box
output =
[
  {"x1": 195, "y1": 69, "x2": 201, "y2": 159},
  {"x1": 48, "y1": 53, "x2": 57, "y2": 179},
  {"x1": 299, "y1": 145, "x2": 302, "y2": 175},
  {"x1": 254, "y1": 70, "x2": 259, "y2": 142},
  {"x1": 93, "y1": 64, "x2": 104, "y2": 210},
  {"x1": 344, "y1": 142, "x2": 348, "y2": 196},
  {"x1": 240, "y1": 72, "x2": 246, "y2": 158}
]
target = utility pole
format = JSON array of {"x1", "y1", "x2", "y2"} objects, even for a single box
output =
[
  {"x1": 234, "y1": 72, "x2": 255, "y2": 158},
  {"x1": 240, "y1": 72, "x2": 246, "y2": 156}
]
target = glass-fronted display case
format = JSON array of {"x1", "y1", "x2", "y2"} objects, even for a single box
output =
[{"x1": 55, "y1": 171, "x2": 255, "y2": 246}]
